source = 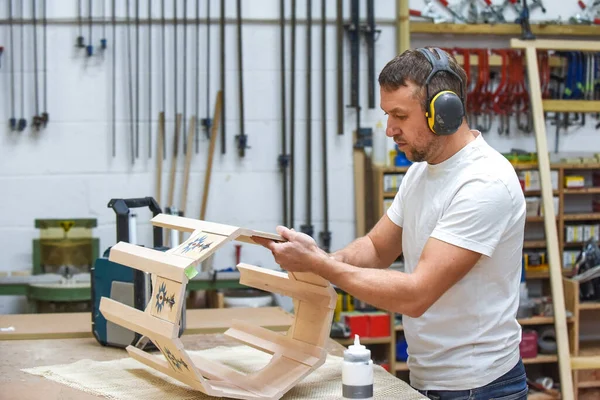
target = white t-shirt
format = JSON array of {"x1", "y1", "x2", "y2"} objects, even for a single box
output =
[{"x1": 386, "y1": 131, "x2": 526, "y2": 391}]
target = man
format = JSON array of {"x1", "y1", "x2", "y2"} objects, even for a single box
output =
[{"x1": 253, "y1": 48, "x2": 527, "y2": 400}]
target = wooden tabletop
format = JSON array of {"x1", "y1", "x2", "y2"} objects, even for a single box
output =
[
  {"x1": 0, "y1": 334, "x2": 346, "y2": 400},
  {"x1": 0, "y1": 307, "x2": 294, "y2": 340}
]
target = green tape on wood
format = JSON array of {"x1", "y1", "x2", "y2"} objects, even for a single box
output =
[{"x1": 185, "y1": 265, "x2": 199, "y2": 280}]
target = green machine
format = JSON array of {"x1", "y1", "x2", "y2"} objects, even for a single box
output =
[{"x1": 30, "y1": 218, "x2": 99, "y2": 312}]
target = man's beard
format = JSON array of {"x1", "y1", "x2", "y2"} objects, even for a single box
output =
[
  {"x1": 407, "y1": 147, "x2": 428, "y2": 162},
  {"x1": 405, "y1": 136, "x2": 441, "y2": 163}
]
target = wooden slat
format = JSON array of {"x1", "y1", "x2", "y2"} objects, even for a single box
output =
[
  {"x1": 511, "y1": 38, "x2": 600, "y2": 52},
  {"x1": 200, "y1": 90, "x2": 223, "y2": 220},
  {"x1": 515, "y1": 40, "x2": 576, "y2": 400},
  {"x1": 571, "y1": 356, "x2": 600, "y2": 370},
  {"x1": 99, "y1": 297, "x2": 177, "y2": 339},
  {"x1": 542, "y1": 100, "x2": 600, "y2": 113},
  {"x1": 224, "y1": 320, "x2": 323, "y2": 366},
  {"x1": 411, "y1": 22, "x2": 600, "y2": 37},
  {"x1": 245, "y1": 354, "x2": 313, "y2": 398},
  {"x1": 108, "y1": 241, "x2": 192, "y2": 283},
  {"x1": 127, "y1": 345, "x2": 209, "y2": 393},
  {"x1": 237, "y1": 263, "x2": 337, "y2": 309},
  {"x1": 454, "y1": 54, "x2": 564, "y2": 68},
  {"x1": 151, "y1": 214, "x2": 241, "y2": 236},
  {"x1": 290, "y1": 302, "x2": 334, "y2": 349},
  {"x1": 190, "y1": 353, "x2": 280, "y2": 398}
]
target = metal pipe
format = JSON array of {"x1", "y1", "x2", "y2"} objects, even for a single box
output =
[
  {"x1": 220, "y1": 0, "x2": 226, "y2": 154},
  {"x1": 148, "y1": 0, "x2": 152, "y2": 158},
  {"x1": 320, "y1": 0, "x2": 330, "y2": 251},
  {"x1": 302, "y1": 0, "x2": 313, "y2": 237},
  {"x1": 9, "y1": 0, "x2": 16, "y2": 130},
  {"x1": 290, "y1": 0, "x2": 296, "y2": 229},
  {"x1": 336, "y1": 0, "x2": 343, "y2": 135},
  {"x1": 279, "y1": 0, "x2": 288, "y2": 227}
]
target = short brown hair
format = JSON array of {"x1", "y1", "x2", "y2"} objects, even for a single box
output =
[{"x1": 378, "y1": 47, "x2": 467, "y2": 112}]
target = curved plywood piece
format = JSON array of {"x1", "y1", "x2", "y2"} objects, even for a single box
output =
[{"x1": 99, "y1": 214, "x2": 336, "y2": 400}]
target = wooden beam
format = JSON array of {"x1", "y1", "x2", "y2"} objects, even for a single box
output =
[
  {"x1": 453, "y1": 54, "x2": 565, "y2": 68},
  {"x1": 397, "y1": 0, "x2": 410, "y2": 53},
  {"x1": 411, "y1": 22, "x2": 600, "y2": 37},
  {"x1": 571, "y1": 356, "x2": 600, "y2": 370},
  {"x1": 518, "y1": 43, "x2": 575, "y2": 400},
  {"x1": 511, "y1": 38, "x2": 600, "y2": 51},
  {"x1": 542, "y1": 100, "x2": 600, "y2": 113}
]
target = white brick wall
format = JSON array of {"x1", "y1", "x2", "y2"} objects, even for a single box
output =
[{"x1": 0, "y1": 0, "x2": 597, "y2": 313}]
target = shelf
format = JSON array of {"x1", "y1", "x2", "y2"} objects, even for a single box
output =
[
  {"x1": 522, "y1": 354, "x2": 558, "y2": 364},
  {"x1": 518, "y1": 316, "x2": 574, "y2": 325},
  {"x1": 556, "y1": 163, "x2": 600, "y2": 170},
  {"x1": 395, "y1": 362, "x2": 409, "y2": 371},
  {"x1": 578, "y1": 381, "x2": 600, "y2": 389},
  {"x1": 524, "y1": 190, "x2": 559, "y2": 196},
  {"x1": 512, "y1": 163, "x2": 600, "y2": 171},
  {"x1": 579, "y1": 302, "x2": 600, "y2": 311},
  {"x1": 526, "y1": 216, "x2": 558, "y2": 222},
  {"x1": 524, "y1": 240, "x2": 547, "y2": 249},
  {"x1": 380, "y1": 166, "x2": 410, "y2": 173},
  {"x1": 334, "y1": 336, "x2": 391, "y2": 346},
  {"x1": 525, "y1": 269, "x2": 573, "y2": 279},
  {"x1": 563, "y1": 213, "x2": 600, "y2": 221},
  {"x1": 408, "y1": 22, "x2": 600, "y2": 36},
  {"x1": 564, "y1": 187, "x2": 600, "y2": 194},
  {"x1": 372, "y1": 159, "x2": 599, "y2": 386}
]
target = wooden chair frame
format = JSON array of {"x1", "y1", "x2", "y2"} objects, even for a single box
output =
[{"x1": 99, "y1": 214, "x2": 336, "y2": 400}]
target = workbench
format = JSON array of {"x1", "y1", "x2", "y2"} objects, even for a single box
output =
[
  {"x1": 0, "y1": 307, "x2": 294, "y2": 340},
  {"x1": 0, "y1": 307, "x2": 425, "y2": 400},
  {"x1": 0, "y1": 334, "x2": 347, "y2": 400}
]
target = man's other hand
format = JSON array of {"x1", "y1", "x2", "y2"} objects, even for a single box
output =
[{"x1": 251, "y1": 226, "x2": 329, "y2": 274}]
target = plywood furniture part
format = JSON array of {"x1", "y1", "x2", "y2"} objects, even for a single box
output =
[{"x1": 99, "y1": 214, "x2": 337, "y2": 400}]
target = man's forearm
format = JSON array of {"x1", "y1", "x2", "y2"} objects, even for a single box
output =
[
  {"x1": 316, "y1": 257, "x2": 425, "y2": 317},
  {"x1": 330, "y1": 236, "x2": 387, "y2": 269}
]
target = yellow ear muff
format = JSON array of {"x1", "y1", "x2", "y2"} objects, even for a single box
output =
[
  {"x1": 427, "y1": 90, "x2": 463, "y2": 135},
  {"x1": 417, "y1": 47, "x2": 466, "y2": 136}
]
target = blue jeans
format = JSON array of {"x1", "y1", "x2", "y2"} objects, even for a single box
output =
[{"x1": 414, "y1": 358, "x2": 528, "y2": 400}]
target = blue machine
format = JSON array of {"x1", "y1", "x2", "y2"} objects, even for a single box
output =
[{"x1": 91, "y1": 197, "x2": 185, "y2": 349}]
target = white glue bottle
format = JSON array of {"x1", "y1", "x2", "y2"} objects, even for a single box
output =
[{"x1": 342, "y1": 334, "x2": 374, "y2": 400}]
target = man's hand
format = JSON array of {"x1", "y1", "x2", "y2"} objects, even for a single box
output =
[{"x1": 252, "y1": 226, "x2": 330, "y2": 274}]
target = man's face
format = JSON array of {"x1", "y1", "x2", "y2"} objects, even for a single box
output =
[{"x1": 380, "y1": 82, "x2": 442, "y2": 163}]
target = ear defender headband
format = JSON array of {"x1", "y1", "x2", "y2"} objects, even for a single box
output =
[{"x1": 417, "y1": 47, "x2": 466, "y2": 136}]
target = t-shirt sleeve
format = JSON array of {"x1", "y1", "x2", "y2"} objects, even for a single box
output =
[{"x1": 430, "y1": 176, "x2": 515, "y2": 257}]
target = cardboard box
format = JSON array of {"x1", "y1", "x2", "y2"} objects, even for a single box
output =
[{"x1": 565, "y1": 175, "x2": 585, "y2": 188}]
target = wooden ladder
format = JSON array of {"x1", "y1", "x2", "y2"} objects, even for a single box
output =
[{"x1": 510, "y1": 38, "x2": 600, "y2": 400}]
